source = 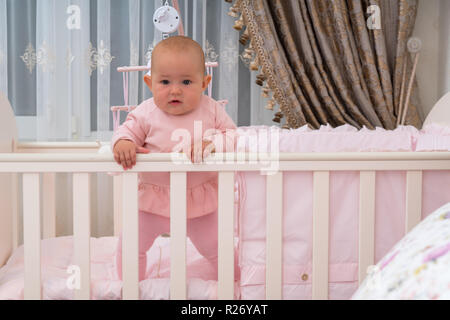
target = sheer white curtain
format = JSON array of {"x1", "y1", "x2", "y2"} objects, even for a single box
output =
[
  {"x1": 35, "y1": 0, "x2": 90, "y2": 141},
  {"x1": 3, "y1": 0, "x2": 276, "y2": 237},
  {"x1": 4, "y1": 0, "x2": 275, "y2": 140}
]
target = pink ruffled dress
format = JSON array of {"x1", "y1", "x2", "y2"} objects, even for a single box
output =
[{"x1": 111, "y1": 95, "x2": 237, "y2": 218}]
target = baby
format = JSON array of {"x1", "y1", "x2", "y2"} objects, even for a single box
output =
[{"x1": 112, "y1": 36, "x2": 239, "y2": 282}]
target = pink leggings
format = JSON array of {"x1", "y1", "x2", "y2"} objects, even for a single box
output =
[{"x1": 116, "y1": 210, "x2": 239, "y2": 281}]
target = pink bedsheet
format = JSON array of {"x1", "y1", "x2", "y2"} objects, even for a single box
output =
[
  {"x1": 0, "y1": 236, "x2": 239, "y2": 300},
  {"x1": 237, "y1": 124, "x2": 450, "y2": 299}
]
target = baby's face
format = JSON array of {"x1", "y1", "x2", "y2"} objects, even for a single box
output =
[{"x1": 146, "y1": 48, "x2": 210, "y2": 116}]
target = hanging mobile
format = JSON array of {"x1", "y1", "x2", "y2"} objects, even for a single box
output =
[{"x1": 153, "y1": 1, "x2": 180, "y2": 39}]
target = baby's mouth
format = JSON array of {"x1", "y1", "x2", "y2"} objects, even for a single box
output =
[{"x1": 169, "y1": 99, "x2": 182, "y2": 104}]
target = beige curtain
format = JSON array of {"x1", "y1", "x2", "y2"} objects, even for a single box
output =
[{"x1": 229, "y1": 0, "x2": 422, "y2": 129}]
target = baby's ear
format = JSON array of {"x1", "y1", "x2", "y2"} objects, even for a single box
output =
[
  {"x1": 144, "y1": 75, "x2": 152, "y2": 91},
  {"x1": 202, "y1": 74, "x2": 212, "y2": 91}
]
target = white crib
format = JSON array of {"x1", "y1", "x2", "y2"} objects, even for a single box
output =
[{"x1": 1, "y1": 91, "x2": 450, "y2": 300}]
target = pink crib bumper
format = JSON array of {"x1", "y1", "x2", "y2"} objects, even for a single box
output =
[{"x1": 237, "y1": 124, "x2": 450, "y2": 300}]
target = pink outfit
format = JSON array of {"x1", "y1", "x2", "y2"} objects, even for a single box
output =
[
  {"x1": 116, "y1": 210, "x2": 240, "y2": 281},
  {"x1": 111, "y1": 94, "x2": 237, "y2": 218},
  {"x1": 111, "y1": 95, "x2": 239, "y2": 281}
]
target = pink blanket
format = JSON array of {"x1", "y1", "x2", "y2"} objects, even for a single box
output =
[{"x1": 0, "y1": 236, "x2": 239, "y2": 300}]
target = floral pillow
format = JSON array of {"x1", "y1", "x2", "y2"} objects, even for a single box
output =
[{"x1": 352, "y1": 202, "x2": 450, "y2": 300}]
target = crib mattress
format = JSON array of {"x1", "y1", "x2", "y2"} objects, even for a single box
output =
[
  {"x1": 237, "y1": 124, "x2": 450, "y2": 299},
  {"x1": 0, "y1": 235, "x2": 239, "y2": 300}
]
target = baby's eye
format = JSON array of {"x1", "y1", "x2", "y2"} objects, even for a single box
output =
[
  {"x1": 160, "y1": 80, "x2": 170, "y2": 85},
  {"x1": 182, "y1": 80, "x2": 191, "y2": 85}
]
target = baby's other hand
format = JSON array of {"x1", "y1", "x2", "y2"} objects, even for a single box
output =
[
  {"x1": 190, "y1": 140, "x2": 215, "y2": 164},
  {"x1": 113, "y1": 139, "x2": 150, "y2": 170}
]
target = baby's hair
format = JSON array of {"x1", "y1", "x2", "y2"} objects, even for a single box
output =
[{"x1": 151, "y1": 36, "x2": 206, "y2": 74}]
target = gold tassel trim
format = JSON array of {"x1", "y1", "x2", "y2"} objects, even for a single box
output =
[
  {"x1": 250, "y1": 55, "x2": 259, "y2": 71},
  {"x1": 255, "y1": 73, "x2": 266, "y2": 86},
  {"x1": 239, "y1": 27, "x2": 250, "y2": 45},
  {"x1": 227, "y1": 3, "x2": 239, "y2": 17},
  {"x1": 233, "y1": 15, "x2": 244, "y2": 30},
  {"x1": 265, "y1": 99, "x2": 275, "y2": 110},
  {"x1": 242, "y1": 44, "x2": 254, "y2": 60},
  {"x1": 230, "y1": 0, "x2": 290, "y2": 128}
]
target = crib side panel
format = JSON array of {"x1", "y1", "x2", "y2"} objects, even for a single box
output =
[{"x1": 0, "y1": 92, "x2": 18, "y2": 267}]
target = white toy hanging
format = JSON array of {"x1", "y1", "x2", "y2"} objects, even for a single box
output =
[{"x1": 153, "y1": 1, "x2": 180, "y2": 36}]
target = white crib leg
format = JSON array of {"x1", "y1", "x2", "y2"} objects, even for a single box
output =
[
  {"x1": 312, "y1": 171, "x2": 329, "y2": 300},
  {"x1": 266, "y1": 172, "x2": 283, "y2": 300},
  {"x1": 23, "y1": 173, "x2": 41, "y2": 300},
  {"x1": 170, "y1": 172, "x2": 187, "y2": 300},
  {"x1": 122, "y1": 173, "x2": 139, "y2": 300},
  {"x1": 218, "y1": 171, "x2": 235, "y2": 299},
  {"x1": 73, "y1": 173, "x2": 91, "y2": 300}
]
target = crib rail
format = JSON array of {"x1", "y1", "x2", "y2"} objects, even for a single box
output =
[{"x1": 2, "y1": 151, "x2": 450, "y2": 300}]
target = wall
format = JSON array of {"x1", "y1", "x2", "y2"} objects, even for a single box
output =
[
  {"x1": 413, "y1": 0, "x2": 450, "y2": 119},
  {"x1": 438, "y1": 0, "x2": 450, "y2": 97}
]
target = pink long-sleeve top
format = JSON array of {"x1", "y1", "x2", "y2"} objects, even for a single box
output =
[{"x1": 111, "y1": 95, "x2": 237, "y2": 218}]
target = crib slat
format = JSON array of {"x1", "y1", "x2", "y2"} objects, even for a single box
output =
[
  {"x1": 266, "y1": 172, "x2": 283, "y2": 300},
  {"x1": 170, "y1": 172, "x2": 187, "y2": 300},
  {"x1": 12, "y1": 173, "x2": 19, "y2": 250},
  {"x1": 312, "y1": 171, "x2": 329, "y2": 300},
  {"x1": 23, "y1": 173, "x2": 41, "y2": 300},
  {"x1": 358, "y1": 171, "x2": 375, "y2": 284},
  {"x1": 406, "y1": 171, "x2": 422, "y2": 232},
  {"x1": 218, "y1": 172, "x2": 235, "y2": 299},
  {"x1": 113, "y1": 175, "x2": 123, "y2": 237},
  {"x1": 122, "y1": 173, "x2": 139, "y2": 300},
  {"x1": 73, "y1": 173, "x2": 91, "y2": 300},
  {"x1": 42, "y1": 172, "x2": 56, "y2": 239}
]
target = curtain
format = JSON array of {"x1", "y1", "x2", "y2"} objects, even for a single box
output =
[{"x1": 232, "y1": 0, "x2": 423, "y2": 129}]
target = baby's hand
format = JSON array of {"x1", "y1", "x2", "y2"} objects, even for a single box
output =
[
  {"x1": 113, "y1": 139, "x2": 150, "y2": 170},
  {"x1": 190, "y1": 139, "x2": 215, "y2": 163}
]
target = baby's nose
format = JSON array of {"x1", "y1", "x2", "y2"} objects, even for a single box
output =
[{"x1": 170, "y1": 85, "x2": 182, "y2": 94}]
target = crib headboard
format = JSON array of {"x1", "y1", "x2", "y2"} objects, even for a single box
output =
[
  {"x1": 423, "y1": 91, "x2": 450, "y2": 128},
  {"x1": 0, "y1": 92, "x2": 18, "y2": 267}
]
